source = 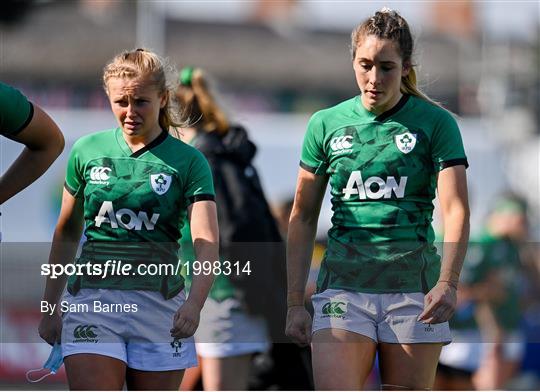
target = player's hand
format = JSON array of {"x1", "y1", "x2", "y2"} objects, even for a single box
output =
[
  {"x1": 418, "y1": 281, "x2": 457, "y2": 324},
  {"x1": 38, "y1": 312, "x2": 62, "y2": 346},
  {"x1": 170, "y1": 299, "x2": 201, "y2": 339},
  {"x1": 285, "y1": 305, "x2": 312, "y2": 347}
]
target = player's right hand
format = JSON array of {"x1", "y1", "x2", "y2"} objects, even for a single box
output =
[
  {"x1": 39, "y1": 313, "x2": 62, "y2": 346},
  {"x1": 285, "y1": 306, "x2": 312, "y2": 347},
  {"x1": 170, "y1": 299, "x2": 201, "y2": 339}
]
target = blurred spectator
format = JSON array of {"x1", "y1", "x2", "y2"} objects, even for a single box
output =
[
  {"x1": 437, "y1": 193, "x2": 529, "y2": 390},
  {"x1": 176, "y1": 67, "x2": 313, "y2": 390},
  {"x1": 176, "y1": 66, "x2": 275, "y2": 390}
]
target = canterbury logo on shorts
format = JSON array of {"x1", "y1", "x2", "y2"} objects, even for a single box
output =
[
  {"x1": 73, "y1": 325, "x2": 99, "y2": 343},
  {"x1": 322, "y1": 301, "x2": 347, "y2": 318}
]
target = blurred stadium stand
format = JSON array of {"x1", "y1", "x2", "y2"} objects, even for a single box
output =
[{"x1": 0, "y1": 1, "x2": 536, "y2": 119}]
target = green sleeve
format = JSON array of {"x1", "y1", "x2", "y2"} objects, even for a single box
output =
[
  {"x1": 300, "y1": 112, "x2": 328, "y2": 175},
  {"x1": 64, "y1": 140, "x2": 86, "y2": 197},
  {"x1": 184, "y1": 150, "x2": 215, "y2": 205},
  {"x1": 0, "y1": 82, "x2": 34, "y2": 137},
  {"x1": 431, "y1": 111, "x2": 468, "y2": 171}
]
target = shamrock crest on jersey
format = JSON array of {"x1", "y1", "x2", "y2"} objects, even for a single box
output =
[
  {"x1": 150, "y1": 173, "x2": 172, "y2": 195},
  {"x1": 394, "y1": 132, "x2": 417, "y2": 154}
]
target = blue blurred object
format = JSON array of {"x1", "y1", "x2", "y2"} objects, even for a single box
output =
[
  {"x1": 521, "y1": 306, "x2": 540, "y2": 374},
  {"x1": 25, "y1": 343, "x2": 63, "y2": 383}
]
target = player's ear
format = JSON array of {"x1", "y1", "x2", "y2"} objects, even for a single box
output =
[
  {"x1": 160, "y1": 91, "x2": 168, "y2": 109},
  {"x1": 402, "y1": 60, "x2": 411, "y2": 77}
]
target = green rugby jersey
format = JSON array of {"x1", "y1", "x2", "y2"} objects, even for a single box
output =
[
  {"x1": 301, "y1": 95, "x2": 468, "y2": 293},
  {"x1": 65, "y1": 128, "x2": 215, "y2": 299},
  {"x1": 0, "y1": 82, "x2": 34, "y2": 137}
]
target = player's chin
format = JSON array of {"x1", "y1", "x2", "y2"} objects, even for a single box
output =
[{"x1": 122, "y1": 126, "x2": 141, "y2": 135}]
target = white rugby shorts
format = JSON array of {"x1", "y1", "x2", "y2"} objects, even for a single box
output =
[
  {"x1": 61, "y1": 288, "x2": 197, "y2": 371},
  {"x1": 195, "y1": 297, "x2": 270, "y2": 358},
  {"x1": 312, "y1": 289, "x2": 452, "y2": 344}
]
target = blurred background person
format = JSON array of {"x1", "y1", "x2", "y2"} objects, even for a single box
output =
[
  {"x1": 175, "y1": 67, "x2": 301, "y2": 390},
  {"x1": 436, "y1": 193, "x2": 529, "y2": 390}
]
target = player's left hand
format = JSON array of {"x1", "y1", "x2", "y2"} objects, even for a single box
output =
[
  {"x1": 170, "y1": 299, "x2": 201, "y2": 338},
  {"x1": 417, "y1": 281, "x2": 457, "y2": 324}
]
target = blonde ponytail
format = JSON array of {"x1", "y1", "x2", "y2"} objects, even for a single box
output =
[
  {"x1": 176, "y1": 68, "x2": 229, "y2": 135},
  {"x1": 401, "y1": 68, "x2": 442, "y2": 108},
  {"x1": 191, "y1": 70, "x2": 229, "y2": 134}
]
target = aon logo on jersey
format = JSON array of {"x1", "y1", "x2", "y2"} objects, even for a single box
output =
[
  {"x1": 94, "y1": 201, "x2": 159, "y2": 231},
  {"x1": 342, "y1": 171, "x2": 407, "y2": 200}
]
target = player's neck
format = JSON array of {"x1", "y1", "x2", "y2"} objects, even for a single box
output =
[
  {"x1": 122, "y1": 126, "x2": 163, "y2": 153},
  {"x1": 177, "y1": 127, "x2": 198, "y2": 144}
]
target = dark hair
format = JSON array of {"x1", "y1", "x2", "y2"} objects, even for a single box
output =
[{"x1": 351, "y1": 9, "x2": 440, "y2": 107}]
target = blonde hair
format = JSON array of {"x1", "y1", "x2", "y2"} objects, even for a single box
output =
[
  {"x1": 103, "y1": 48, "x2": 183, "y2": 131},
  {"x1": 351, "y1": 9, "x2": 441, "y2": 108},
  {"x1": 175, "y1": 67, "x2": 229, "y2": 135}
]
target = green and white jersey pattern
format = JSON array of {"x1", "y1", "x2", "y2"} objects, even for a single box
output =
[
  {"x1": 65, "y1": 128, "x2": 214, "y2": 298},
  {"x1": 301, "y1": 95, "x2": 468, "y2": 294},
  {"x1": 0, "y1": 82, "x2": 34, "y2": 137}
]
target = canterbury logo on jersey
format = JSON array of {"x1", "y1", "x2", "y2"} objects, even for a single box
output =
[
  {"x1": 95, "y1": 201, "x2": 160, "y2": 231},
  {"x1": 342, "y1": 171, "x2": 407, "y2": 200},
  {"x1": 330, "y1": 136, "x2": 353, "y2": 153},
  {"x1": 89, "y1": 166, "x2": 112, "y2": 185}
]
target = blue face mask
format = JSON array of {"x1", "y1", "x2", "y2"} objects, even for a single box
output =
[{"x1": 26, "y1": 343, "x2": 63, "y2": 383}]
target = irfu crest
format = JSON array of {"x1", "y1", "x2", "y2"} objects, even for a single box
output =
[
  {"x1": 395, "y1": 132, "x2": 417, "y2": 154},
  {"x1": 150, "y1": 173, "x2": 172, "y2": 195}
]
